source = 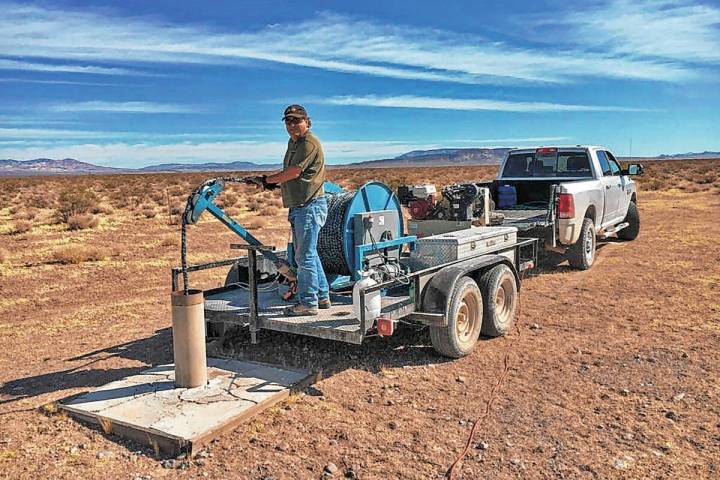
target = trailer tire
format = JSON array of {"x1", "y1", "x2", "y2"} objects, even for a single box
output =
[
  {"x1": 568, "y1": 218, "x2": 595, "y2": 270},
  {"x1": 618, "y1": 201, "x2": 640, "y2": 240},
  {"x1": 429, "y1": 276, "x2": 483, "y2": 358},
  {"x1": 479, "y1": 264, "x2": 517, "y2": 337}
]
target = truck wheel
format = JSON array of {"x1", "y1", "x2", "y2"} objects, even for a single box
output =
[
  {"x1": 429, "y1": 276, "x2": 483, "y2": 358},
  {"x1": 479, "y1": 264, "x2": 517, "y2": 337},
  {"x1": 618, "y1": 202, "x2": 640, "y2": 241},
  {"x1": 568, "y1": 218, "x2": 596, "y2": 270}
]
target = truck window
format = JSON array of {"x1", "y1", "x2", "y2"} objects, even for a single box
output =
[
  {"x1": 608, "y1": 157, "x2": 621, "y2": 175},
  {"x1": 596, "y1": 151, "x2": 612, "y2": 176},
  {"x1": 503, "y1": 154, "x2": 533, "y2": 177},
  {"x1": 502, "y1": 152, "x2": 591, "y2": 177}
]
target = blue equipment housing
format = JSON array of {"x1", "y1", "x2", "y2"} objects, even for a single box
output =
[{"x1": 185, "y1": 179, "x2": 415, "y2": 289}]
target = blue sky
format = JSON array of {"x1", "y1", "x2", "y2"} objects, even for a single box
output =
[{"x1": 0, "y1": 0, "x2": 718, "y2": 167}]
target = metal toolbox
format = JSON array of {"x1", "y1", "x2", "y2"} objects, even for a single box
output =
[{"x1": 410, "y1": 226, "x2": 517, "y2": 268}]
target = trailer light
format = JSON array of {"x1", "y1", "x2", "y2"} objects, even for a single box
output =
[
  {"x1": 536, "y1": 147, "x2": 558, "y2": 154},
  {"x1": 377, "y1": 317, "x2": 394, "y2": 337},
  {"x1": 558, "y1": 193, "x2": 575, "y2": 219}
]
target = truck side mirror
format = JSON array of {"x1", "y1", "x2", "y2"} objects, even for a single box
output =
[{"x1": 624, "y1": 163, "x2": 644, "y2": 176}]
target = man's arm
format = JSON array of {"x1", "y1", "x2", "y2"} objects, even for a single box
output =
[{"x1": 266, "y1": 166, "x2": 301, "y2": 184}]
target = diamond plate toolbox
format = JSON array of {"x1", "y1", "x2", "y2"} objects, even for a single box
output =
[{"x1": 410, "y1": 226, "x2": 518, "y2": 268}]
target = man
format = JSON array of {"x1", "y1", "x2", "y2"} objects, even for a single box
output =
[{"x1": 259, "y1": 104, "x2": 330, "y2": 316}]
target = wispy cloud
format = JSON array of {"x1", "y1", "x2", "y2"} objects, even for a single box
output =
[
  {"x1": 0, "y1": 58, "x2": 140, "y2": 75},
  {"x1": 566, "y1": 0, "x2": 720, "y2": 63},
  {"x1": 319, "y1": 95, "x2": 650, "y2": 112},
  {"x1": 0, "y1": 3, "x2": 696, "y2": 83},
  {"x1": 48, "y1": 101, "x2": 199, "y2": 114},
  {"x1": 0, "y1": 77, "x2": 125, "y2": 86},
  {"x1": 0, "y1": 127, "x2": 115, "y2": 139},
  {"x1": 0, "y1": 127, "x2": 266, "y2": 141}
]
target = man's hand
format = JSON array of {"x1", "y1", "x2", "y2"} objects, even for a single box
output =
[
  {"x1": 245, "y1": 175, "x2": 278, "y2": 190},
  {"x1": 261, "y1": 175, "x2": 279, "y2": 190}
]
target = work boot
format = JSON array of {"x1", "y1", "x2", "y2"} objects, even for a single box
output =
[
  {"x1": 285, "y1": 303, "x2": 318, "y2": 317},
  {"x1": 318, "y1": 298, "x2": 332, "y2": 310}
]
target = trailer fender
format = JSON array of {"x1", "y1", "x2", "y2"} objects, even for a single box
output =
[{"x1": 421, "y1": 255, "x2": 519, "y2": 315}]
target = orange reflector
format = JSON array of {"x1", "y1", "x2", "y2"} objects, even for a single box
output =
[{"x1": 377, "y1": 317, "x2": 394, "y2": 337}]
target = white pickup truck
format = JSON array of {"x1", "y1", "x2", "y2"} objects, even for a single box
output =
[{"x1": 483, "y1": 146, "x2": 644, "y2": 269}]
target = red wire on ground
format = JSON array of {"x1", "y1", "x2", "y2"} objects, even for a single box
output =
[{"x1": 445, "y1": 271, "x2": 526, "y2": 480}]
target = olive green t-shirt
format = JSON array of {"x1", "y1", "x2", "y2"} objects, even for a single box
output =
[{"x1": 281, "y1": 132, "x2": 325, "y2": 208}]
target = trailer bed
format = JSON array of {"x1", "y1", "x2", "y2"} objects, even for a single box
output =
[{"x1": 204, "y1": 285, "x2": 410, "y2": 344}]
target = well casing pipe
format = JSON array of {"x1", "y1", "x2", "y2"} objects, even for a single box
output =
[{"x1": 171, "y1": 289, "x2": 207, "y2": 388}]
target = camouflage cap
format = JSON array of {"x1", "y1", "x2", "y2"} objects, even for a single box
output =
[{"x1": 283, "y1": 104, "x2": 308, "y2": 120}]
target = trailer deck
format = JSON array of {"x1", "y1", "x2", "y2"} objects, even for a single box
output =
[{"x1": 204, "y1": 286, "x2": 412, "y2": 343}]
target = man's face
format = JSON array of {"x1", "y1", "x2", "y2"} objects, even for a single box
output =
[{"x1": 285, "y1": 117, "x2": 309, "y2": 140}]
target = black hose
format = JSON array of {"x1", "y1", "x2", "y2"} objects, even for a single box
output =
[
  {"x1": 318, "y1": 191, "x2": 354, "y2": 275},
  {"x1": 180, "y1": 176, "x2": 249, "y2": 295}
]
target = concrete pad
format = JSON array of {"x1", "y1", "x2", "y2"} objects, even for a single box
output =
[{"x1": 60, "y1": 358, "x2": 311, "y2": 456}]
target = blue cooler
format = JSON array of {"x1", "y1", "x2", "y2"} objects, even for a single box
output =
[{"x1": 497, "y1": 184, "x2": 517, "y2": 208}]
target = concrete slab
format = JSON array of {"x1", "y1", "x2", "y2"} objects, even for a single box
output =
[{"x1": 60, "y1": 358, "x2": 311, "y2": 456}]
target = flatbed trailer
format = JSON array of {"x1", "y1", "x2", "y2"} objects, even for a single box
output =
[{"x1": 172, "y1": 237, "x2": 538, "y2": 358}]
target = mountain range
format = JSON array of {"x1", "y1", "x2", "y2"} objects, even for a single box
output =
[{"x1": 1, "y1": 149, "x2": 718, "y2": 177}]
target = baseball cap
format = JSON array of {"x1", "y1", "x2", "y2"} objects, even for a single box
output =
[{"x1": 283, "y1": 104, "x2": 308, "y2": 120}]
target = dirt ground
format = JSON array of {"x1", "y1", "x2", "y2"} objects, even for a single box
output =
[{"x1": 0, "y1": 162, "x2": 719, "y2": 479}]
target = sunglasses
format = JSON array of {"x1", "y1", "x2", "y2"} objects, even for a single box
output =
[{"x1": 283, "y1": 117, "x2": 305, "y2": 125}]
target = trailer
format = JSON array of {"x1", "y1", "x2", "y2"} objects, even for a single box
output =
[{"x1": 174, "y1": 179, "x2": 537, "y2": 358}]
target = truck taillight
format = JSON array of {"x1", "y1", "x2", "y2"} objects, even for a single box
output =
[{"x1": 558, "y1": 193, "x2": 574, "y2": 219}]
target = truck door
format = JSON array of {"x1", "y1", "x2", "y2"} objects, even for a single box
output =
[
  {"x1": 596, "y1": 151, "x2": 621, "y2": 225},
  {"x1": 606, "y1": 151, "x2": 632, "y2": 220}
]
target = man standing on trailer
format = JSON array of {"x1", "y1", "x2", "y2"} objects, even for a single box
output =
[{"x1": 259, "y1": 104, "x2": 330, "y2": 316}]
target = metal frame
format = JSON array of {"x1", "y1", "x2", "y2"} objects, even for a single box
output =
[
  {"x1": 173, "y1": 237, "x2": 538, "y2": 345},
  {"x1": 352, "y1": 235, "x2": 416, "y2": 279}
]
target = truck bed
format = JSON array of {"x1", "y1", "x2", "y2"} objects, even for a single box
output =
[{"x1": 495, "y1": 208, "x2": 551, "y2": 231}]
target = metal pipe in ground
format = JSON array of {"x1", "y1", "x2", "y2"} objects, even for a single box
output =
[{"x1": 171, "y1": 289, "x2": 207, "y2": 388}]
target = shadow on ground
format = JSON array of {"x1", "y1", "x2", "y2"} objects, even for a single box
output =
[{"x1": 0, "y1": 328, "x2": 173, "y2": 408}]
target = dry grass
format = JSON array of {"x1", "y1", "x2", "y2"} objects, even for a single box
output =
[
  {"x1": 160, "y1": 236, "x2": 177, "y2": 247},
  {"x1": 67, "y1": 213, "x2": 99, "y2": 230},
  {"x1": 57, "y1": 188, "x2": 99, "y2": 222},
  {"x1": 245, "y1": 217, "x2": 268, "y2": 229},
  {"x1": 51, "y1": 244, "x2": 107, "y2": 264},
  {"x1": 92, "y1": 203, "x2": 114, "y2": 215},
  {"x1": 12, "y1": 220, "x2": 33, "y2": 234},
  {"x1": 0, "y1": 248, "x2": 8, "y2": 263},
  {"x1": 140, "y1": 208, "x2": 157, "y2": 219},
  {"x1": 260, "y1": 206, "x2": 281, "y2": 216}
]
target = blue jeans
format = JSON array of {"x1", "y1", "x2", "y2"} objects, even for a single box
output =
[{"x1": 288, "y1": 196, "x2": 329, "y2": 307}]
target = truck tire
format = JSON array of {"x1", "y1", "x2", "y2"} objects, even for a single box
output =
[
  {"x1": 618, "y1": 201, "x2": 640, "y2": 241},
  {"x1": 568, "y1": 217, "x2": 596, "y2": 270},
  {"x1": 479, "y1": 264, "x2": 517, "y2": 337},
  {"x1": 429, "y1": 276, "x2": 483, "y2": 358}
]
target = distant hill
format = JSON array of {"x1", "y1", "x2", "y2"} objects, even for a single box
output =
[
  {"x1": 0, "y1": 158, "x2": 278, "y2": 176},
  {"x1": 655, "y1": 151, "x2": 720, "y2": 159},
  {"x1": 339, "y1": 148, "x2": 512, "y2": 168},
  {"x1": 1, "y1": 148, "x2": 718, "y2": 176},
  {"x1": 137, "y1": 161, "x2": 280, "y2": 173},
  {"x1": 0, "y1": 158, "x2": 126, "y2": 176}
]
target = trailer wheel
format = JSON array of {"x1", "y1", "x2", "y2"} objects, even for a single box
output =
[
  {"x1": 479, "y1": 264, "x2": 517, "y2": 337},
  {"x1": 618, "y1": 201, "x2": 640, "y2": 241},
  {"x1": 568, "y1": 218, "x2": 595, "y2": 270},
  {"x1": 429, "y1": 276, "x2": 483, "y2": 358}
]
